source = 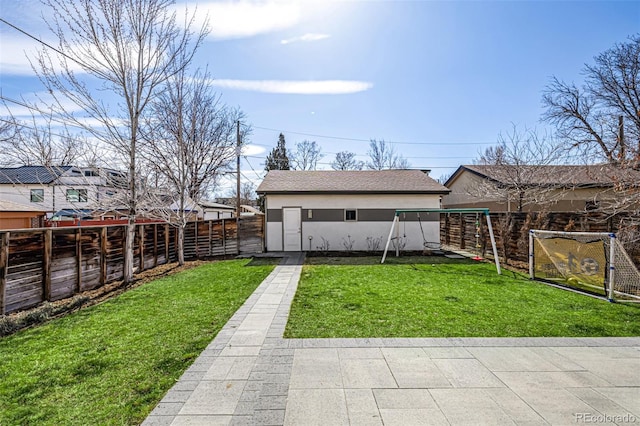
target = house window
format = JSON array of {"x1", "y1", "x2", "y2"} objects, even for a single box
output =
[
  {"x1": 30, "y1": 189, "x2": 44, "y2": 202},
  {"x1": 345, "y1": 209, "x2": 357, "y2": 221},
  {"x1": 66, "y1": 188, "x2": 88, "y2": 203},
  {"x1": 84, "y1": 170, "x2": 98, "y2": 177}
]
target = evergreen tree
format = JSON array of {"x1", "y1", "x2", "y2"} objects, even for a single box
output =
[
  {"x1": 258, "y1": 133, "x2": 290, "y2": 211},
  {"x1": 264, "y1": 133, "x2": 290, "y2": 171}
]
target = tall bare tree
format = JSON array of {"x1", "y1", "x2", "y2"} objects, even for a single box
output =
[
  {"x1": 331, "y1": 151, "x2": 363, "y2": 170},
  {"x1": 542, "y1": 34, "x2": 640, "y2": 250},
  {"x1": 366, "y1": 139, "x2": 410, "y2": 170},
  {"x1": 290, "y1": 140, "x2": 323, "y2": 170},
  {"x1": 141, "y1": 67, "x2": 243, "y2": 265},
  {"x1": 470, "y1": 125, "x2": 563, "y2": 212},
  {"x1": 542, "y1": 34, "x2": 640, "y2": 165},
  {"x1": 35, "y1": 0, "x2": 206, "y2": 282}
]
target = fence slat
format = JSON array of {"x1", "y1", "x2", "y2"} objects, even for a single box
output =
[
  {"x1": 100, "y1": 227, "x2": 107, "y2": 285},
  {"x1": 138, "y1": 224, "x2": 145, "y2": 273},
  {"x1": 43, "y1": 229, "x2": 52, "y2": 300},
  {"x1": 0, "y1": 232, "x2": 10, "y2": 315},
  {"x1": 76, "y1": 228, "x2": 82, "y2": 293},
  {"x1": 154, "y1": 223, "x2": 158, "y2": 268}
]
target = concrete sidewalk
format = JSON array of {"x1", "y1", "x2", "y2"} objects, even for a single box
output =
[{"x1": 144, "y1": 253, "x2": 640, "y2": 425}]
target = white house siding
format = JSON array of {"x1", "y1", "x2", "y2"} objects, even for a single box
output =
[
  {"x1": 0, "y1": 185, "x2": 54, "y2": 211},
  {"x1": 0, "y1": 183, "x2": 102, "y2": 214},
  {"x1": 203, "y1": 210, "x2": 234, "y2": 220},
  {"x1": 265, "y1": 193, "x2": 441, "y2": 252}
]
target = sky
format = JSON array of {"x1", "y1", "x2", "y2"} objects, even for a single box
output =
[{"x1": 1, "y1": 0, "x2": 639, "y2": 196}]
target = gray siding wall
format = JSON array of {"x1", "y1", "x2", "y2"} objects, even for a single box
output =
[{"x1": 266, "y1": 208, "x2": 439, "y2": 222}]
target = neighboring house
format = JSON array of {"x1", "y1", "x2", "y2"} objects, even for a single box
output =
[
  {"x1": 199, "y1": 200, "x2": 235, "y2": 220},
  {"x1": 0, "y1": 200, "x2": 47, "y2": 229},
  {"x1": 0, "y1": 165, "x2": 126, "y2": 217},
  {"x1": 256, "y1": 170, "x2": 450, "y2": 252},
  {"x1": 216, "y1": 197, "x2": 259, "y2": 209},
  {"x1": 443, "y1": 164, "x2": 640, "y2": 212},
  {"x1": 240, "y1": 205, "x2": 263, "y2": 216}
]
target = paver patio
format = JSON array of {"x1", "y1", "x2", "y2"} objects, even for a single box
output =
[{"x1": 144, "y1": 253, "x2": 640, "y2": 425}]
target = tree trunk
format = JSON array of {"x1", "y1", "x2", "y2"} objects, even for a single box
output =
[
  {"x1": 123, "y1": 220, "x2": 135, "y2": 283},
  {"x1": 177, "y1": 225, "x2": 185, "y2": 266}
]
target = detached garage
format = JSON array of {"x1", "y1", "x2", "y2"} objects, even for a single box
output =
[{"x1": 256, "y1": 170, "x2": 450, "y2": 252}]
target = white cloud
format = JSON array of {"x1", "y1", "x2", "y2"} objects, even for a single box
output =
[
  {"x1": 180, "y1": 1, "x2": 302, "y2": 40},
  {"x1": 242, "y1": 144, "x2": 266, "y2": 156},
  {"x1": 281, "y1": 33, "x2": 330, "y2": 45},
  {"x1": 0, "y1": 35, "x2": 89, "y2": 76},
  {"x1": 208, "y1": 79, "x2": 373, "y2": 95},
  {"x1": 0, "y1": 36, "x2": 44, "y2": 75}
]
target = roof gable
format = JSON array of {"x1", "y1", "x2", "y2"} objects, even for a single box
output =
[{"x1": 257, "y1": 170, "x2": 450, "y2": 194}]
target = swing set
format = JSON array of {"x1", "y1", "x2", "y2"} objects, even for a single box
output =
[{"x1": 380, "y1": 208, "x2": 501, "y2": 275}]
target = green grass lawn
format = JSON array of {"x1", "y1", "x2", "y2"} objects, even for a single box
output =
[
  {"x1": 285, "y1": 256, "x2": 640, "y2": 338},
  {"x1": 0, "y1": 258, "x2": 277, "y2": 426}
]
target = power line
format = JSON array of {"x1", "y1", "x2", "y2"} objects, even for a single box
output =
[
  {"x1": 243, "y1": 156, "x2": 265, "y2": 179},
  {"x1": 2, "y1": 111, "x2": 473, "y2": 166},
  {"x1": 253, "y1": 125, "x2": 495, "y2": 146},
  {"x1": 0, "y1": 117, "x2": 92, "y2": 145},
  {"x1": 0, "y1": 95, "x2": 104, "y2": 136},
  {"x1": 0, "y1": 17, "x2": 88, "y2": 69},
  {"x1": 320, "y1": 150, "x2": 474, "y2": 160},
  {"x1": 241, "y1": 154, "x2": 463, "y2": 169}
]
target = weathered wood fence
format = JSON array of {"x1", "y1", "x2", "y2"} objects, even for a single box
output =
[
  {"x1": 0, "y1": 216, "x2": 264, "y2": 314},
  {"x1": 440, "y1": 211, "x2": 640, "y2": 267}
]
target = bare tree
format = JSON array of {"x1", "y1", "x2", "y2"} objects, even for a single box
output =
[
  {"x1": 542, "y1": 34, "x2": 640, "y2": 250},
  {"x1": 290, "y1": 140, "x2": 323, "y2": 170},
  {"x1": 331, "y1": 151, "x2": 363, "y2": 170},
  {"x1": 0, "y1": 117, "x2": 18, "y2": 145},
  {"x1": 542, "y1": 34, "x2": 640, "y2": 165},
  {"x1": 227, "y1": 182, "x2": 256, "y2": 206},
  {"x1": 469, "y1": 125, "x2": 563, "y2": 212},
  {"x1": 140, "y1": 67, "x2": 242, "y2": 265},
  {"x1": 366, "y1": 139, "x2": 410, "y2": 170},
  {"x1": 437, "y1": 171, "x2": 453, "y2": 185},
  {"x1": 35, "y1": 0, "x2": 206, "y2": 281},
  {"x1": 0, "y1": 112, "x2": 86, "y2": 167}
]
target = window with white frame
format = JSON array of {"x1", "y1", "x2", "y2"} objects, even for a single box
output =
[
  {"x1": 30, "y1": 189, "x2": 44, "y2": 202},
  {"x1": 66, "y1": 188, "x2": 88, "y2": 203}
]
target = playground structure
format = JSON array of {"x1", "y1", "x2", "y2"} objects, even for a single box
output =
[{"x1": 381, "y1": 208, "x2": 501, "y2": 275}]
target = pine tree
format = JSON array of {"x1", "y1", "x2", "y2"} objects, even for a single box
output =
[
  {"x1": 264, "y1": 133, "x2": 290, "y2": 171},
  {"x1": 258, "y1": 133, "x2": 290, "y2": 211}
]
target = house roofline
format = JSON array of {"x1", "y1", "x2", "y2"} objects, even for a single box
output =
[
  {"x1": 257, "y1": 190, "x2": 451, "y2": 195},
  {"x1": 444, "y1": 165, "x2": 622, "y2": 189}
]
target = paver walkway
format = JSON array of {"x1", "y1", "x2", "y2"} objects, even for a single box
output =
[{"x1": 144, "y1": 253, "x2": 640, "y2": 425}]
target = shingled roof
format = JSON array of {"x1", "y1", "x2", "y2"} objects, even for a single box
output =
[
  {"x1": 257, "y1": 170, "x2": 450, "y2": 194},
  {"x1": 447, "y1": 164, "x2": 640, "y2": 187},
  {"x1": 0, "y1": 166, "x2": 72, "y2": 184}
]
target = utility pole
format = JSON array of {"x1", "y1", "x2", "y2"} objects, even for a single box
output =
[{"x1": 236, "y1": 120, "x2": 241, "y2": 218}]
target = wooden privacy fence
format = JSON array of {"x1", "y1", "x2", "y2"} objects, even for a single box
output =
[
  {"x1": 440, "y1": 211, "x2": 640, "y2": 267},
  {"x1": 0, "y1": 215, "x2": 264, "y2": 315}
]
